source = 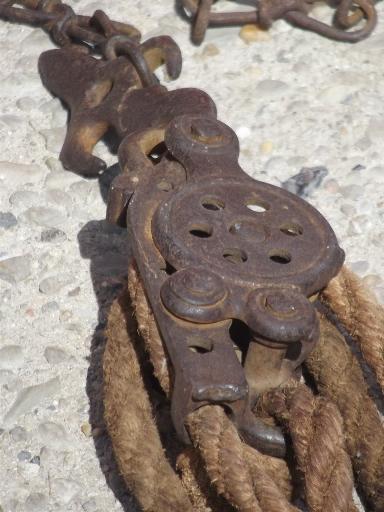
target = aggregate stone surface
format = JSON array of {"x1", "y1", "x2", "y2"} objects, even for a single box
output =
[{"x1": 0, "y1": 1, "x2": 383, "y2": 511}]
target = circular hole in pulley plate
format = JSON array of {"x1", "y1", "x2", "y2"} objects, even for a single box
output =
[
  {"x1": 269, "y1": 249, "x2": 291, "y2": 264},
  {"x1": 201, "y1": 196, "x2": 225, "y2": 211},
  {"x1": 280, "y1": 223, "x2": 303, "y2": 236},
  {"x1": 246, "y1": 197, "x2": 270, "y2": 213},
  {"x1": 223, "y1": 248, "x2": 248, "y2": 264},
  {"x1": 189, "y1": 224, "x2": 213, "y2": 238}
]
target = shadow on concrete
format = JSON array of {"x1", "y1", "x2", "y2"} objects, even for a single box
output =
[{"x1": 78, "y1": 162, "x2": 140, "y2": 512}]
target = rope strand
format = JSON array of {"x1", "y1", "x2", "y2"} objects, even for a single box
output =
[
  {"x1": 261, "y1": 384, "x2": 358, "y2": 512},
  {"x1": 187, "y1": 405, "x2": 297, "y2": 512},
  {"x1": 306, "y1": 315, "x2": 384, "y2": 511},
  {"x1": 128, "y1": 263, "x2": 172, "y2": 395},
  {"x1": 176, "y1": 447, "x2": 236, "y2": 512},
  {"x1": 322, "y1": 266, "x2": 384, "y2": 391},
  {"x1": 103, "y1": 291, "x2": 194, "y2": 511}
]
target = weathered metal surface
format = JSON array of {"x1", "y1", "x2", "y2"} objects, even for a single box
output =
[
  {"x1": 0, "y1": 1, "x2": 346, "y2": 457},
  {"x1": 38, "y1": 42, "x2": 214, "y2": 176},
  {"x1": 181, "y1": 0, "x2": 378, "y2": 44},
  {"x1": 116, "y1": 115, "x2": 344, "y2": 457}
]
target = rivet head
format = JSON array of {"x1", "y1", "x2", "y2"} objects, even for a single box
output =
[
  {"x1": 190, "y1": 118, "x2": 224, "y2": 144},
  {"x1": 168, "y1": 267, "x2": 226, "y2": 306},
  {"x1": 246, "y1": 288, "x2": 317, "y2": 343},
  {"x1": 161, "y1": 267, "x2": 227, "y2": 322}
]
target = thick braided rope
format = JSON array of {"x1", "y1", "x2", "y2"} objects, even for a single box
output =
[
  {"x1": 187, "y1": 405, "x2": 297, "y2": 512},
  {"x1": 176, "y1": 447, "x2": 237, "y2": 512},
  {"x1": 128, "y1": 263, "x2": 171, "y2": 395},
  {"x1": 103, "y1": 292, "x2": 194, "y2": 511},
  {"x1": 107, "y1": 263, "x2": 381, "y2": 511},
  {"x1": 306, "y1": 315, "x2": 384, "y2": 510},
  {"x1": 261, "y1": 384, "x2": 358, "y2": 512},
  {"x1": 322, "y1": 266, "x2": 384, "y2": 391}
]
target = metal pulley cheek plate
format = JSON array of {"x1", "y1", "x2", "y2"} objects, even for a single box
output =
[
  {"x1": 124, "y1": 162, "x2": 253, "y2": 452},
  {"x1": 119, "y1": 114, "x2": 344, "y2": 457},
  {"x1": 154, "y1": 115, "x2": 344, "y2": 335},
  {"x1": 153, "y1": 178, "x2": 342, "y2": 292}
]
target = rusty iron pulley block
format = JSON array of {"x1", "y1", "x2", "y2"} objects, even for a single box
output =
[
  {"x1": 107, "y1": 115, "x2": 344, "y2": 457},
  {"x1": 1, "y1": 1, "x2": 345, "y2": 457},
  {"x1": 181, "y1": 0, "x2": 378, "y2": 45}
]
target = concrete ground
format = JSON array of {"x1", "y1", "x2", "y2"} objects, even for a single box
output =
[{"x1": 0, "y1": 0, "x2": 383, "y2": 510}]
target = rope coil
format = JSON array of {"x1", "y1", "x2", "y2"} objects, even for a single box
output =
[{"x1": 103, "y1": 263, "x2": 384, "y2": 512}]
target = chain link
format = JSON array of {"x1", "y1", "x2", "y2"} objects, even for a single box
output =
[
  {"x1": 181, "y1": 0, "x2": 378, "y2": 44},
  {"x1": 0, "y1": 1, "x2": 141, "y2": 50},
  {"x1": 0, "y1": 1, "x2": 161, "y2": 84},
  {"x1": 0, "y1": 0, "x2": 379, "y2": 47}
]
